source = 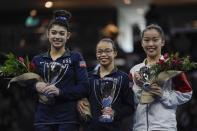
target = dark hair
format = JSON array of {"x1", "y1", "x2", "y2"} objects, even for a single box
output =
[
  {"x1": 141, "y1": 24, "x2": 165, "y2": 41},
  {"x1": 97, "y1": 38, "x2": 117, "y2": 51},
  {"x1": 48, "y1": 10, "x2": 71, "y2": 31}
]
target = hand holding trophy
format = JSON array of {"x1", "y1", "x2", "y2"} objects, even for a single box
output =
[
  {"x1": 98, "y1": 78, "x2": 117, "y2": 123},
  {"x1": 39, "y1": 62, "x2": 67, "y2": 104}
]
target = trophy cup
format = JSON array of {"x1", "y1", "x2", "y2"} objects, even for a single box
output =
[
  {"x1": 98, "y1": 77, "x2": 118, "y2": 123},
  {"x1": 139, "y1": 66, "x2": 154, "y2": 104},
  {"x1": 139, "y1": 66, "x2": 151, "y2": 91},
  {"x1": 39, "y1": 62, "x2": 67, "y2": 104}
]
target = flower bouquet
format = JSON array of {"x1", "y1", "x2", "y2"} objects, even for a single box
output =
[
  {"x1": 0, "y1": 53, "x2": 41, "y2": 88},
  {"x1": 140, "y1": 53, "x2": 197, "y2": 104},
  {"x1": 0, "y1": 53, "x2": 51, "y2": 104}
]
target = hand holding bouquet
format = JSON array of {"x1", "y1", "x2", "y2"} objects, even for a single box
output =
[{"x1": 139, "y1": 53, "x2": 197, "y2": 104}]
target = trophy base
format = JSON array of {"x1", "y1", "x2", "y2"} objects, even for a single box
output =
[
  {"x1": 99, "y1": 114, "x2": 113, "y2": 123},
  {"x1": 143, "y1": 82, "x2": 151, "y2": 91}
]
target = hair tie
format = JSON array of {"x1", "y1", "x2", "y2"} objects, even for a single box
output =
[{"x1": 55, "y1": 16, "x2": 67, "y2": 22}]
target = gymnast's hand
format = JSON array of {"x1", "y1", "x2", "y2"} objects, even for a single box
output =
[
  {"x1": 77, "y1": 98, "x2": 90, "y2": 116},
  {"x1": 102, "y1": 107, "x2": 114, "y2": 116},
  {"x1": 35, "y1": 82, "x2": 48, "y2": 93},
  {"x1": 133, "y1": 71, "x2": 143, "y2": 87},
  {"x1": 149, "y1": 83, "x2": 163, "y2": 97},
  {"x1": 42, "y1": 84, "x2": 60, "y2": 96}
]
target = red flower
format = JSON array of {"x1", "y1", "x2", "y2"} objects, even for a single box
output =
[
  {"x1": 151, "y1": 53, "x2": 197, "y2": 76},
  {"x1": 172, "y1": 59, "x2": 182, "y2": 66},
  {"x1": 163, "y1": 53, "x2": 169, "y2": 60},
  {"x1": 18, "y1": 57, "x2": 24, "y2": 63},
  {"x1": 158, "y1": 58, "x2": 165, "y2": 65},
  {"x1": 29, "y1": 62, "x2": 36, "y2": 72}
]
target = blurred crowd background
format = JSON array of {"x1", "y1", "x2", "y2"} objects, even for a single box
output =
[{"x1": 0, "y1": 0, "x2": 197, "y2": 131}]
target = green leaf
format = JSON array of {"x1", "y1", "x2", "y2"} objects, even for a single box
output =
[{"x1": 0, "y1": 53, "x2": 29, "y2": 76}]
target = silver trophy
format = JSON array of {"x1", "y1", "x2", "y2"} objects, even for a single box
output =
[
  {"x1": 139, "y1": 66, "x2": 152, "y2": 91},
  {"x1": 139, "y1": 66, "x2": 155, "y2": 104},
  {"x1": 98, "y1": 77, "x2": 118, "y2": 123},
  {"x1": 39, "y1": 62, "x2": 68, "y2": 104}
]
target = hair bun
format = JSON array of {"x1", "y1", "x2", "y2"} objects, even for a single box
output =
[{"x1": 53, "y1": 10, "x2": 71, "y2": 22}]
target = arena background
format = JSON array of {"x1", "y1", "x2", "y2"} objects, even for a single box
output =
[{"x1": 0, "y1": 0, "x2": 197, "y2": 131}]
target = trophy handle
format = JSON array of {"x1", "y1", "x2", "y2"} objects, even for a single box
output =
[
  {"x1": 93, "y1": 79, "x2": 103, "y2": 106},
  {"x1": 43, "y1": 62, "x2": 48, "y2": 83},
  {"x1": 43, "y1": 62, "x2": 69, "y2": 85},
  {"x1": 111, "y1": 77, "x2": 121, "y2": 105}
]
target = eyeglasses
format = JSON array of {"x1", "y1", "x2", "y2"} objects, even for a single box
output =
[{"x1": 96, "y1": 49, "x2": 114, "y2": 55}]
